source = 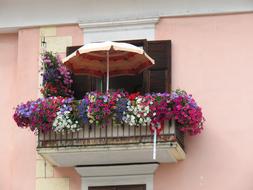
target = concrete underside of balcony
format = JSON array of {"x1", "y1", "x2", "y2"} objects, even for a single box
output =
[{"x1": 37, "y1": 142, "x2": 185, "y2": 167}]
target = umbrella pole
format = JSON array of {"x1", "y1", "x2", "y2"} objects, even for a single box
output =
[{"x1": 106, "y1": 51, "x2": 109, "y2": 92}]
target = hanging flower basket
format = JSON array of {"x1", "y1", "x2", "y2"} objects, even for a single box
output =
[{"x1": 13, "y1": 90, "x2": 204, "y2": 135}]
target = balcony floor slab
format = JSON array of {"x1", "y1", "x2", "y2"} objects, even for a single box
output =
[{"x1": 38, "y1": 142, "x2": 185, "y2": 167}]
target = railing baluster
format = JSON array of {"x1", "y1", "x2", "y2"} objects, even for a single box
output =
[
  {"x1": 134, "y1": 125, "x2": 136, "y2": 140},
  {"x1": 128, "y1": 123, "x2": 130, "y2": 137},
  {"x1": 65, "y1": 129, "x2": 67, "y2": 146},
  {"x1": 122, "y1": 123, "x2": 125, "y2": 137},
  {"x1": 38, "y1": 130, "x2": 41, "y2": 148},
  {"x1": 111, "y1": 119, "x2": 113, "y2": 138},
  {"x1": 99, "y1": 126, "x2": 103, "y2": 143},
  {"x1": 94, "y1": 124, "x2": 96, "y2": 139},
  {"x1": 71, "y1": 131, "x2": 74, "y2": 146},
  {"x1": 139, "y1": 125, "x2": 142, "y2": 142},
  {"x1": 105, "y1": 124, "x2": 108, "y2": 144},
  {"x1": 43, "y1": 132, "x2": 45, "y2": 147},
  {"x1": 83, "y1": 124, "x2": 85, "y2": 145},
  {"x1": 117, "y1": 121, "x2": 119, "y2": 138}
]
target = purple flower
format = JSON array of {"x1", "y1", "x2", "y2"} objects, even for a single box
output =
[{"x1": 41, "y1": 51, "x2": 73, "y2": 97}]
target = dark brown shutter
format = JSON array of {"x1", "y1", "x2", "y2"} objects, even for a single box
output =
[
  {"x1": 66, "y1": 45, "x2": 82, "y2": 56},
  {"x1": 147, "y1": 40, "x2": 171, "y2": 93}
]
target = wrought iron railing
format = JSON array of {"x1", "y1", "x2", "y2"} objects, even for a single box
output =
[{"x1": 37, "y1": 120, "x2": 184, "y2": 149}]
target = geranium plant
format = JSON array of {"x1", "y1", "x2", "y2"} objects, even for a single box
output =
[
  {"x1": 53, "y1": 98, "x2": 81, "y2": 132},
  {"x1": 86, "y1": 90, "x2": 127, "y2": 126},
  {"x1": 13, "y1": 90, "x2": 205, "y2": 135},
  {"x1": 14, "y1": 97, "x2": 64, "y2": 133},
  {"x1": 170, "y1": 90, "x2": 204, "y2": 135},
  {"x1": 40, "y1": 51, "x2": 73, "y2": 97},
  {"x1": 122, "y1": 93, "x2": 152, "y2": 127}
]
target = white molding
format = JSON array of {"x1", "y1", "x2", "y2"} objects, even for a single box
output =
[
  {"x1": 79, "y1": 18, "x2": 159, "y2": 43},
  {"x1": 75, "y1": 163, "x2": 159, "y2": 177},
  {"x1": 82, "y1": 174, "x2": 154, "y2": 190},
  {"x1": 79, "y1": 18, "x2": 159, "y2": 31},
  {"x1": 1, "y1": 0, "x2": 253, "y2": 33}
]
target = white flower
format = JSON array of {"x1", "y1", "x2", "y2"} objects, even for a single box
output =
[{"x1": 53, "y1": 111, "x2": 80, "y2": 133}]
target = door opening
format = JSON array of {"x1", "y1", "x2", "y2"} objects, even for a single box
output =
[{"x1": 89, "y1": 184, "x2": 146, "y2": 190}]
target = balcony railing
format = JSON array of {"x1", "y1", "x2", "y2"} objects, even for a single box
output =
[{"x1": 37, "y1": 120, "x2": 184, "y2": 149}]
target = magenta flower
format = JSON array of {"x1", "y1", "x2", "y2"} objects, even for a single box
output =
[{"x1": 13, "y1": 89, "x2": 205, "y2": 136}]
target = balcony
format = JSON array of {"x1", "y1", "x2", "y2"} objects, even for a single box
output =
[{"x1": 37, "y1": 120, "x2": 185, "y2": 167}]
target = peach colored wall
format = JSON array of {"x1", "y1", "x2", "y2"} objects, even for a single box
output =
[
  {"x1": 56, "y1": 25, "x2": 82, "y2": 190},
  {"x1": 51, "y1": 24, "x2": 82, "y2": 190},
  {"x1": 54, "y1": 167, "x2": 81, "y2": 190},
  {"x1": 56, "y1": 25, "x2": 84, "y2": 47},
  {"x1": 155, "y1": 13, "x2": 253, "y2": 190},
  {"x1": 56, "y1": 24, "x2": 84, "y2": 59},
  {"x1": 0, "y1": 25, "x2": 83, "y2": 190},
  {"x1": 0, "y1": 33, "x2": 18, "y2": 190},
  {"x1": 2, "y1": 14, "x2": 253, "y2": 190},
  {"x1": 0, "y1": 28, "x2": 39, "y2": 190}
]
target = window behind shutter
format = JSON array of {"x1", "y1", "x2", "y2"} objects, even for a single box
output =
[
  {"x1": 66, "y1": 40, "x2": 171, "y2": 98},
  {"x1": 66, "y1": 45, "x2": 82, "y2": 56},
  {"x1": 147, "y1": 40, "x2": 171, "y2": 93},
  {"x1": 110, "y1": 40, "x2": 171, "y2": 93},
  {"x1": 66, "y1": 46, "x2": 95, "y2": 99},
  {"x1": 108, "y1": 39, "x2": 148, "y2": 94}
]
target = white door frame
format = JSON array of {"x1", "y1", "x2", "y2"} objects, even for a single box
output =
[{"x1": 82, "y1": 174, "x2": 153, "y2": 190}]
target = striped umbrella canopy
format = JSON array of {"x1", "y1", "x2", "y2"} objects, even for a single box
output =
[{"x1": 62, "y1": 41, "x2": 155, "y2": 91}]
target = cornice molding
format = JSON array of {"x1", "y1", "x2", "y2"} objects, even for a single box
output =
[
  {"x1": 79, "y1": 17, "x2": 159, "y2": 32},
  {"x1": 79, "y1": 17, "x2": 159, "y2": 43}
]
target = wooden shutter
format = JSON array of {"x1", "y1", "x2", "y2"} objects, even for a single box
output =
[
  {"x1": 66, "y1": 45, "x2": 82, "y2": 56},
  {"x1": 147, "y1": 40, "x2": 171, "y2": 93}
]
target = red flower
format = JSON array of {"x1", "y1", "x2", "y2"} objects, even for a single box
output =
[{"x1": 128, "y1": 92, "x2": 140, "y2": 101}]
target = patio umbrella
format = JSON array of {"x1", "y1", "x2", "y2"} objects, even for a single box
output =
[{"x1": 62, "y1": 41, "x2": 155, "y2": 91}]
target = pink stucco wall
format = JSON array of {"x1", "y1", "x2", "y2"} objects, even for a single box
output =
[
  {"x1": 1, "y1": 13, "x2": 253, "y2": 190},
  {"x1": 0, "y1": 33, "x2": 19, "y2": 190},
  {"x1": 56, "y1": 25, "x2": 84, "y2": 47},
  {"x1": 0, "y1": 28, "x2": 39, "y2": 190},
  {"x1": 155, "y1": 13, "x2": 253, "y2": 190},
  {"x1": 0, "y1": 25, "x2": 83, "y2": 190},
  {"x1": 54, "y1": 167, "x2": 81, "y2": 190},
  {"x1": 53, "y1": 24, "x2": 83, "y2": 190}
]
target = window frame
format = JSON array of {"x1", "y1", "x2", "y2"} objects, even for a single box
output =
[{"x1": 66, "y1": 39, "x2": 171, "y2": 97}]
